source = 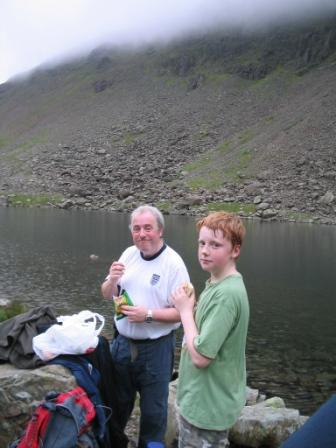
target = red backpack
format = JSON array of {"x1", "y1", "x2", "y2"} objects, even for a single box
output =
[{"x1": 11, "y1": 386, "x2": 96, "y2": 448}]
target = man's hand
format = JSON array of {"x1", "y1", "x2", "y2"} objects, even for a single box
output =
[
  {"x1": 101, "y1": 261, "x2": 125, "y2": 299},
  {"x1": 172, "y1": 285, "x2": 195, "y2": 314},
  {"x1": 108, "y1": 261, "x2": 125, "y2": 284},
  {"x1": 121, "y1": 305, "x2": 147, "y2": 322}
]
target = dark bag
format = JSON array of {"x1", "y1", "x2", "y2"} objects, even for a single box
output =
[{"x1": 9, "y1": 386, "x2": 97, "y2": 448}]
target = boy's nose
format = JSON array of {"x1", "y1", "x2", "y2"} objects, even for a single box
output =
[{"x1": 201, "y1": 245, "x2": 209, "y2": 255}]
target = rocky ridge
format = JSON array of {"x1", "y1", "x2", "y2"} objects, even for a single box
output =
[{"x1": 0, "y1": 15, "x2": 335, "y2": 224}]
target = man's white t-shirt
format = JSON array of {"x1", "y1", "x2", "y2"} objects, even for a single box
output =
[{"x1": 113, "y1": 244, "x2": 190, "y2": 340}]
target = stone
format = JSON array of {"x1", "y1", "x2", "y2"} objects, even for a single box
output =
[
  {"x1": 58, "y1": 199, "x2": 73, "y2": 209},
  {"x1": 257, "y1": 202, "x2": 270, "y2": 210},
  {"x1": 0, "y1": 364, "x2": 76, "y2": 447},
  {"x1": 165, "y1": 384, "x2": 305, "y2": 448},
  {"x1": 230, "y1": 397, "x2": 304, "y2": 448},
  {"x1": 319, "y1": 191, "x2": 334, "y2": 204},
  {"x1": 261, "y1": 209, "x2": 278, "y2": 219}
]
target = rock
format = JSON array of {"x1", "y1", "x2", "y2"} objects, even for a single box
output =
[
  {"x1": 165, "y1": 383, "x2": 305, "y2": 448},
  {"x1": 0, "y1": 195, "x2": 9, "y2": 206},
  {"x1": 58, "y1": 199, "x2": 73, "y2": 209},
  {"x1": 0, "y1": 364, "x2": 76, "y2": 447},
  {"x1": 257, "y1": 202, "x2": 270, "y2": 210},
  {"x1": 319, "y1": 191, "x2": 334, "y2": 204},
  {"x1": 254, "y1": 196, "x2": 262, "y2": 204},
  {"x1": 230, "y1": 397, "x2": 304, "y2": 448},
  {"x1": 89, "y1": 254, "x2": 99, "y2": 261},
  {"x1": 93, "y1": 79, "x2": 113, "y2": 93},
  {"x1": 261, "y1": 209, "x2": 278, "y2": 219}
]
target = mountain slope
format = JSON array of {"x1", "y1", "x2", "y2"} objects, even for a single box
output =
[{"x1": 0, "y1": 15, "x2": 335, "y2": 224}]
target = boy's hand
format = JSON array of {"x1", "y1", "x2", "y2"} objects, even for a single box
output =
[{"x1": 172, "y1": 286, "x2": 195, "y2": 313}]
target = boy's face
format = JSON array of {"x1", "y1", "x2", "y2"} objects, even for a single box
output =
[{"x1": 198, "y1": 226, "x2": 240, "y2": 280}]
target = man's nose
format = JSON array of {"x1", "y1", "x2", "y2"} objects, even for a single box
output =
[{"x1": 139, "y1": 228, "x2": 146, "y2": 237}]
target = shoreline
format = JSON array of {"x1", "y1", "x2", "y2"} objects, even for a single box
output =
[{"x1": 1, "y1": 200, "x2": 336, "y2": 226}]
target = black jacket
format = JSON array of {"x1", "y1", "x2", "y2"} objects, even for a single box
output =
[{"x1": 0, "y1": 305, "x2": 57, "y2": 368}]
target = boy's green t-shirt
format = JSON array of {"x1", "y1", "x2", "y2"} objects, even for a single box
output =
[{"x1": 177, "y1": 274, "x2": 249, "y2": 430}]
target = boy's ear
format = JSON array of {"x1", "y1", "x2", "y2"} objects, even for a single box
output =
[{"x1": 232, "y1": 245, "x2": 241, "y2": 259}]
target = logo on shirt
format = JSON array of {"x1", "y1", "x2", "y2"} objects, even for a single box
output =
[{"x1": 150, "y1": 274, "x2": 160, "y2": 285}]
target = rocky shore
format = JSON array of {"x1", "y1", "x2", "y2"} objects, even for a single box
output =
[{"x1": 0, "y1": 363, "x2": 308, "y2": 448}]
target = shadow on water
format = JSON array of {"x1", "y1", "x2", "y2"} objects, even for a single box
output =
[{"x1": 0, "y1": 207, "x2": 335, "y2": 415}]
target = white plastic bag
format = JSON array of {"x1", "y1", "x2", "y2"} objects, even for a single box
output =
[{"x1": 33, "y1": 310, "x2": 105, "y2": 361}]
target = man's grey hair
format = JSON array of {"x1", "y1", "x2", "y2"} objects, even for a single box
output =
[{"x1": 130, "y1": 205, "x2": 165, "y2": 230}]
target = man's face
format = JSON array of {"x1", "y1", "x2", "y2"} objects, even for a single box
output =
[{"x1": 131, "y1": 212, "x2": 163, "y2": 256}]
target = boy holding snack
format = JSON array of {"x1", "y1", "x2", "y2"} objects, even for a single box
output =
[{"x1": 172, "y1": 211, "x2": 249, "y2": 448}]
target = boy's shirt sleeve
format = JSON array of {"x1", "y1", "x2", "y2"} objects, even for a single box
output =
[{"x1": 193, "y1": 293, "x2": 236, "y2": 359}]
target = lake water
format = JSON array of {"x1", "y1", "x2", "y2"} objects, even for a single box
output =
[{"x1": 0, "y1": 207, "x2": 335, "y2": 415}]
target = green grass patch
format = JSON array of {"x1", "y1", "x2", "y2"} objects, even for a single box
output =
[
  {"x1": 264, "y1": 115, "x2": 274, "y2": 123},
  {"x1": 183, "y1": 155, "x2": 211, "y2": 173},
  {"x1": 223, "y1": 148, "x2": 252, "y2": 181},
  {"x1": 0, "y1": 302, "x2": 26, "y2": 322},
  {"x1": 207, "y1": 202, "x2": 256, "y2": 214},
  {"x1": 165, "y1": 78, "x2": 178, "y2": 87},
  {"x1": 0, "y1": 135, "x2": 11, "y2": 149},
  {"x1": 122, "y1": 130, "x2": 145, "y2": 146},
  {"x1": 156, "y1": 201, "x2": 172, "y2": 213},
  {"x1": 7, "y1": 193, "x2": 63, "y2": 207},
  {"x1": 284, "y1": 210, "x2": 313, "y2": 221},
  {"x1": 217, "y1": 140, "x2": 232, "y2": 153},
  {"x1": 188, "y1": 174, "x2": 224, "y2": 190},
  {"x1": 249, "y1": 66, "x2": 299, "y2": 91},
  {"x1": 239, "y1": 129, "x2": 255, "y2": 144}
]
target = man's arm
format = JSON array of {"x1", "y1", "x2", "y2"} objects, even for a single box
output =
[
  {"x1": 101, "y1": 261, "x2": 125, "y2": 299},
  {"x1": 120, "y1": 305, "x2": 181, "y2": 323},
  {"x1": 101, "y1": 277, "x2": 118, "y2": 299}
]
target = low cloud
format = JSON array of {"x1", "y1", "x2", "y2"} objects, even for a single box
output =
[{"x1": 1, "y1": 0, "x2": 335, "y2": 83}]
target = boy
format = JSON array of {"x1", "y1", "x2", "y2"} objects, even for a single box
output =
[{"x1": 172, "y1": 211, "x2": 249, "y2": 448}]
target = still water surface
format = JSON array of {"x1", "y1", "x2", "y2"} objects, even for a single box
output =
[{"x1": 0, "y1": 207, "x2": 335, "y2": 415}]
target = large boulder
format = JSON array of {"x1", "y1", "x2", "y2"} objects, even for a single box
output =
[
  {"x1": 230, "y1": 397, "x2": 307, "y2": 447},
  {"x1": 166, "y1": 383, "x2": 307, "y2": 448},
  {"x1": 0, "y1": 363, "x2": 76, "y2": 447}
]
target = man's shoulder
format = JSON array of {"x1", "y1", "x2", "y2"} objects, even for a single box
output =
[
  {"x1": 163, "y1": 245, "x2": 186, "y2": 264},
  {"x1": 120, "y1": 245, "x2": 139, "y2": 259}
]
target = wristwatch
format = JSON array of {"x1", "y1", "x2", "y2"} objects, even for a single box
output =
[{"x1": 145, "y1": 309, "x2": 153, "y2": 323}]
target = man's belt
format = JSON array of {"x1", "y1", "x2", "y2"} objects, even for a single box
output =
[{"x1": 128, "y1": 331, "x2": 173, "y2": 344}]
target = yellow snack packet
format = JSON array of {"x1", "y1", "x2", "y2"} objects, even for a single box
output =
[{"x1": 113, "y1": 290, "x2": 133, "y2": 320}]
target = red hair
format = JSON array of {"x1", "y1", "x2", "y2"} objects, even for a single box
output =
[{"x1": 196, "y1": 211, "x2": 246, "y2": 247}]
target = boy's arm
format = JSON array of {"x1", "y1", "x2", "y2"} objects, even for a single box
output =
[
  {"x1": 179, "y1": 308, "x2": 213, "y2": 368},
  {"x1": 172, "y1": 286, "x2": 213, "y2": 369}
]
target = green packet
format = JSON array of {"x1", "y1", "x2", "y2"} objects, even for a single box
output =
[{"x1": 113, "y1": 290, "x2": 134, "y2": 320}]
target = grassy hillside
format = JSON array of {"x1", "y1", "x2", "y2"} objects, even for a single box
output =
[{"x1": 0, "y1": 15, "x2": 335, "y2": 223}]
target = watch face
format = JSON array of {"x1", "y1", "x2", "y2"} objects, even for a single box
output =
[{"x1": 145, "y1": 309, "x2": 153, "y2": 323}]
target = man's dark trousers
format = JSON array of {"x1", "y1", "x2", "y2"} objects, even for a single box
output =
[{"x1": 111, "y1": 332, "x2": 175, "y2": 448}]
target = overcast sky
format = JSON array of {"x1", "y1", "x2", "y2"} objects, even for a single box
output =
[{"x1": 1, "y1": 0, "x2": 335, "y2": 84}]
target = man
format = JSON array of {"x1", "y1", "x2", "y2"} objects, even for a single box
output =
[{"x1": 102, "y1": 205, "x2": 190, "y2": 448}]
